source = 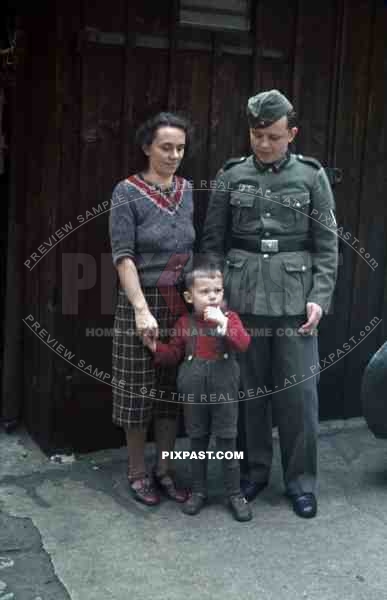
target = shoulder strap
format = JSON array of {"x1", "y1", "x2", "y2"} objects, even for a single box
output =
[
  {"x1": 296, "y1": 154, "x2": 343, "y2": 187},
  {"x1": 221, "y1": 156, "x2": 247, "y2": 173},
  {"x1": 296, "y1": 154, "x2": 322, "y2": 170}
]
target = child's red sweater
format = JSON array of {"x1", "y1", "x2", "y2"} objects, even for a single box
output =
[{"x1": 154, "y1": 311, "x2": 251, "y2": 367}]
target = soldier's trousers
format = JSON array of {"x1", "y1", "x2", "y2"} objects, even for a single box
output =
[{"x1": 237, "y1": 315, "x2": 320, "y2": 496}]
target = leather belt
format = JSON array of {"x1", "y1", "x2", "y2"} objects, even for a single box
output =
[{"x1": 231, "y1": 237, "x2": 312, "y2": 254}]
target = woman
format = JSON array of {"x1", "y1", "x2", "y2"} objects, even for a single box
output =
[{"x1": 110, "y1": 112, "x2": 195, "y2": 505}]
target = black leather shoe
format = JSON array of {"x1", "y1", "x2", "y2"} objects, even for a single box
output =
[
  {"x1": 290, "y1": 493, "x2": 317, "y2": 519},
  {"x1": 240, "y1": 479, "x2": 268, "y2": 502}
]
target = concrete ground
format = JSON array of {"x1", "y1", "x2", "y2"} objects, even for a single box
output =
[{"x1": 0, "y1": 420, "x2": 387, "y2": 600}]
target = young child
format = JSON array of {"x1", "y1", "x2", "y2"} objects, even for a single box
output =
[{"x1": 144, "y1": 256, "x2": 252, "y2": 521}]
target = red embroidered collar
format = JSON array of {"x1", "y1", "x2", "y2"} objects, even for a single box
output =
[{"x1": 127, "y1": 174, "x2": 186, "y2": 213}]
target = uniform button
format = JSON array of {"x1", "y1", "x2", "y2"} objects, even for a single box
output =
[
  {"x1": 265, "y1": 212, "x2": 271, "y2": 217},
  {"x1": 264, "y1": 231, "x2": 271, "y2": 237},
  {"x1": 301, "y1": 265, "x2": 307, "y2": 272},
  {"x1": 187, "y1": 355, "x2": 193, "y2": 361},
  {"x1": 295, "y1": 202, "x2": 301, "y2": 208},
  {"x1": 223, "y1": 353, "x2": 229, "y2": 360},
  {"x1": 263, "y1": 253, "x2": 269, "y2": 259},
  {"x1": 266, "y1": 189, "x2": 271, "y2": 194},
  {"x1": 268, "y1": 168, "x2": 273, "y2": 173}
]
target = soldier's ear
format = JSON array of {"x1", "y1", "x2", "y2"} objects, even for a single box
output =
[
  {"x1": 142, "y1": 144, "x2": 150, "y2": 156},
  {"x1": 183, "y1": 290, "x2": 193, "y2": 304},
  {"x1": 288, "y1": 127, "x2": 298, "y2": 143}
]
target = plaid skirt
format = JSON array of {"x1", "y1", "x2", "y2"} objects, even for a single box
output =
[{"x1": 112, "y1": 286, "x2": 186, "y2": 429}]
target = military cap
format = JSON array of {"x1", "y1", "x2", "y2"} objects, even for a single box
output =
[{"x1": 247, "y1": 89, "x2": 293, "y2": 128}]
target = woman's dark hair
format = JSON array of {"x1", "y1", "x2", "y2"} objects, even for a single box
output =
[{"x1": 135, "y1": 112, "x2": 193, "y2": 154}]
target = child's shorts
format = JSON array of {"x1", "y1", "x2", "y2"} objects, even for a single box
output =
[{"x1": 178, "y1": 356, "x2": 240, "y2": 438}]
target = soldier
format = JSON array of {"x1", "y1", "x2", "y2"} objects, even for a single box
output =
[{"x1": 201, "y1": 89, "x2": 338, "y2": 518}]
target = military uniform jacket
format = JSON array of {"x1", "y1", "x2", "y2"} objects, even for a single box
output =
[{"x1": 201, "y1": 153, "x2": 338, "y2": 316}]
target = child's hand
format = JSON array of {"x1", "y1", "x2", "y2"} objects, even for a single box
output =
[
  {"x1": 143, "y1": 332, "x2": 157, "y2": 352},
  {"x1": 203, "y1": 306, "x2": 227, "y2": 329}
]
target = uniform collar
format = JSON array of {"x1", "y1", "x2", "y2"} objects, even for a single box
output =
[{"x1": 253, "y1": 150, "x2": 290, "y2": 173}]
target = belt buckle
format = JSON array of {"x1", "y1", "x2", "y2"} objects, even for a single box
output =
[{"x1": 260, "y1": 239, "x2": 279, "y2": 253}]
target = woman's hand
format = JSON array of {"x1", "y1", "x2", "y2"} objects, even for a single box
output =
[
  {"x1": 142, "y1": 333, "x2": 157, "y2": 352},
  {"x1": 135, "y1": 307, "x2": 159, "y2": 344}
]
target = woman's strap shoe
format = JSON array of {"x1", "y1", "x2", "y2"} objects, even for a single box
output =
[{"x1": 129, "y1": 477, "x2": 160, "y2": 506}]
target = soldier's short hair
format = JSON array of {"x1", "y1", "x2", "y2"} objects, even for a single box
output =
[
  {"x1": 248, "y1": 109, "x2": 297, "y2": 131},
  {"x1": 286, "y1": 109, "x2": 298, "y2": 130}
]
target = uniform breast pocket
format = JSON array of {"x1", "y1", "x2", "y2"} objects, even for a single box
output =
[
  {"x1": 277, "y1": 192, "x2": 311, "y2": 230},
  {"x1": 229, "y1": 192, "x2": 258, "y2": 234}
]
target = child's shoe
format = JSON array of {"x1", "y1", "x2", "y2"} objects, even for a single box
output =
[
  {"x1": 182, "y1": 493, "x2": 207, "y2": 515},
  {"x1": 153, "y1": 469, "x2": 188, "y2": 503},
  {"x1": 229, "y1": 493, "x2": 252, "y2": 522}
]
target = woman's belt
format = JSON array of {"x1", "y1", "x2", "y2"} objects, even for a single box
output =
[{"x1": 231, "y1": 237, "x2": 312, "y2": 254}]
